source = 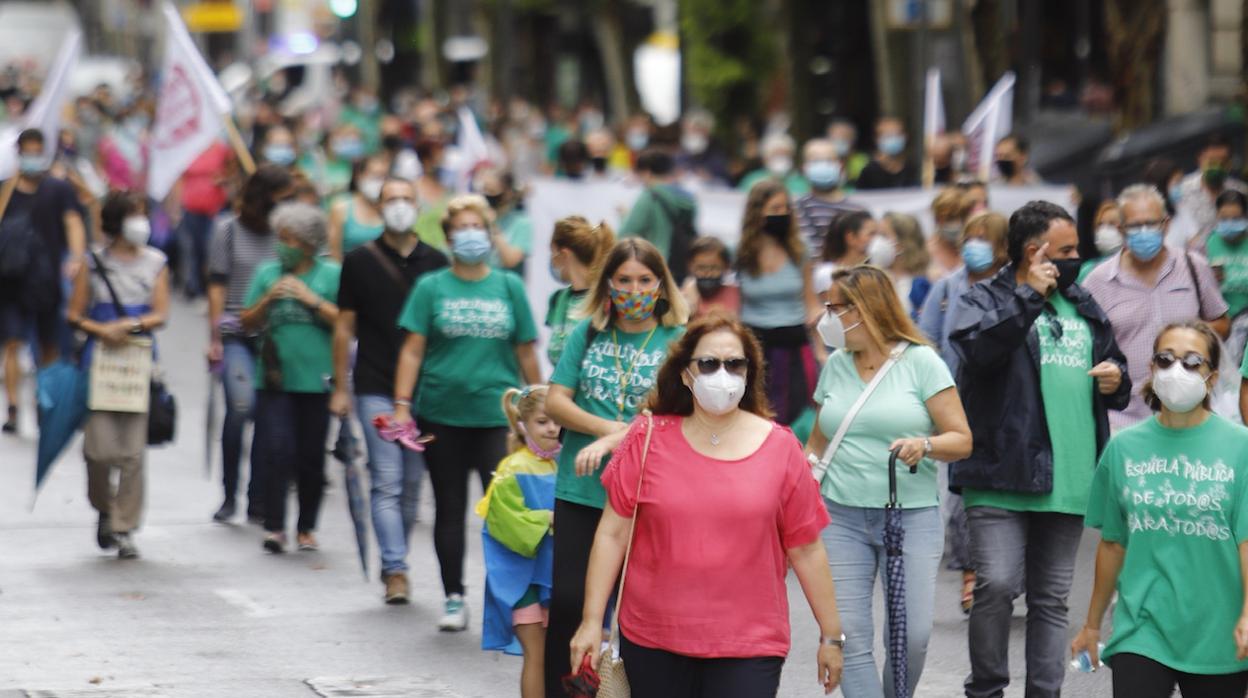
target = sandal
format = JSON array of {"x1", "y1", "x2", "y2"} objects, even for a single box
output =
[
  {"x1": 296, "y1": 532, "x2": 319, "y2": 552},
  {"x1": 961, "y1": 570, "x2": 976, "y2": 615}
]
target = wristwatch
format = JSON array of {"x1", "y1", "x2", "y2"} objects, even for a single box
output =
[
  {"x1": 819, "y1": 633, "x2": 846, "y2": 649},
  {"x1": 128, "y1": 318, "x2": 143, "y2": 334},
  {"x1": 923, "y1": 437, "x2": 933, "y2": 455}
]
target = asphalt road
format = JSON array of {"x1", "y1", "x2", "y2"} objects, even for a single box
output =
[{"x1": 0, "y1": 299, "x2": 1114, "y2": 697}]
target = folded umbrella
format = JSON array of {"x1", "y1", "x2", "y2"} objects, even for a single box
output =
[
  {"x1": 34, "y1": 360, "x2": 88, "y2": 493},
  {"x1": 884, "y1": 447, "x2": 919, "y2": 698},
  {"x1": 330, "y1": 417, "x2": 370, "y2": 581}
]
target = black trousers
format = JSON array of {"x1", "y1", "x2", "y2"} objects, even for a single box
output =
[
  {"x1": 620, "y1": 634, "x2": 784, "y2": 697},
  {"x1": 544, "y1": 498, "x2": 604, "y2": 698},
  {"x1": 1111, "y1": 652, "x2": 1248, "y2": 698},
  {"x1": 420, "y1": 420, "x2": 506, "y2": 597},
  {"x1": 257, "y1": 390, "x2": 330, "y2": 534}
]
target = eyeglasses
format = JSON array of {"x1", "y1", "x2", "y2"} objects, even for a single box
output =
[
  {"x1": 1152, "y1": 350, "x2": 1210, "y2": 372},
  {"x1": 691, "y1": 356, "x2": 749, "y2": 376},
  {"x1": 824, "y1": 302, "x2": 854, "y2": 314}
]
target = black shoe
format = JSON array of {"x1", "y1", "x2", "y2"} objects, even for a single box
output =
[
  {"x1": 96, "y1": 513, "x2": 115, "y2": 550},
  {"x1": 2, "y1": 407, "x2": 16, "y2": 434},
  {"x1": 212, "y1": 499, "x2": 236, "y2": 523}
]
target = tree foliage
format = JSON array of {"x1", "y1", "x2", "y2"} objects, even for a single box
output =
[{"x1": 680, "y1": 0, "x2": 778, "y2": 124}]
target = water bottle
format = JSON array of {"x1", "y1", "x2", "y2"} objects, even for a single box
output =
[{"x1": 1070, "y1": 643, "x2": 1106, "y2": 672}]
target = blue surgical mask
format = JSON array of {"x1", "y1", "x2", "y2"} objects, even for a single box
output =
[
  {"x1": 1214, "y1": 218, "x2": 1248, "y2": 240},
  {"x1": 626, "y1": 131, "x2": 648, "y2": 151},
  {"x1": 18, "y1": 154, "x2": 45, "y2": 175},
  {"x1": 961, "y1": 239, "x2": 996, "y2": 272},
  {"x1": 332, "y1": 138, "x2": 364, "y2": 161},
  {"x1": 1169, "y1": 184, "x2": 1184, "y2": 206},
  {"x1": 879, "y1": 134, "x2": 906, "y2": 156},
  {"x1": 264, "y1": 144, "x2": 296, "y2": 167},
  {"x1": 1125, "y1": 227, "x2": 1165, "y2": 262},
  {"x1": 549, "y1": 258, "x2": 565, "y2": 283},
  {"x1": 450, "y1": 227, "x2": 491, "y2": 264},
  {"x1": 804, "y1": 160, "x2": 842, "y2": 190}
]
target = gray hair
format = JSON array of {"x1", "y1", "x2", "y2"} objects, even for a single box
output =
[
  {"x1": 269, "y1": 202, "x2": 328, "y2": 250},
  {"x1": 1117, "y1": 183, "x2": 1167, "y2": 215},
  {"x1": 761, "y1": 132, "x2": 795, "y2": 157}
]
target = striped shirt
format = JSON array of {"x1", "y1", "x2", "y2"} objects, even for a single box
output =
[
  {"x1": 795, "y1": 193, "x2": 863, "y2": 258},
  {"x1": 207, "y1": 214, "x2": 277, "y2": 316},
  {"x1": 1082, "y1": 248, "x2": 1228, "y2": 430}
]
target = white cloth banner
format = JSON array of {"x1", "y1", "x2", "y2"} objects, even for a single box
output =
[
  {"x1": 0, "y1": 29, "x2": 81, "y2": 180},
  {"x1": 924, "y1": 67, "x2": 945, "y2": 142},
  {"x1": 522, "y1": 177, "x2": 1074, "y2": 373},
  {"x1": 147, "y1": 2, "x2": 233, "y2": 200},
  {"x1": 962, "y1": 72, "x2": 1015, "y2": 182}
]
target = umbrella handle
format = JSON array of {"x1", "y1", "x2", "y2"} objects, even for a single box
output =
[{"x1": 888, "y1": 447, "x2": 900, "y2": 507}]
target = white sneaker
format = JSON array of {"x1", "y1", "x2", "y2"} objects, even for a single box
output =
[{"x1": 438, "y1": 593, "x2": 468, "y2": 631}]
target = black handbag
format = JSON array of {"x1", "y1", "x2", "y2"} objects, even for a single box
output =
[{"x1": 88, "y1": 247, "x2": 177, "y2": 446}]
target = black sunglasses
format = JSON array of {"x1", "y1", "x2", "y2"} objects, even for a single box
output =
[
  {"x1": 691, "y1": 357, "x2": 749, "y2": 376},
  {"x1": 1152, "y1": 351, "x2": 1209, "y2": 372}
]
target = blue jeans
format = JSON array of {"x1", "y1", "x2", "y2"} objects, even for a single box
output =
[
  {"x1": 179, "y1": 211, "x2": 215, "y2": 298},
  {"x1": 356, "y1": 394, "x2": 426, "y2": 575},
  {"x1": 963, "y1": 507, "x2": 1084, "y2": 698},
  {"x1": 220, "y1": 338, "x2": 259, "y2": 508},
  {"x1": 822, "y1": 499, "x2": 943, "y2": 698}
]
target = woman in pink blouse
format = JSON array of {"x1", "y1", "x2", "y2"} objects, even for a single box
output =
[{"x1": 569, "y1": 311, "x2": 844, "y2": 696}]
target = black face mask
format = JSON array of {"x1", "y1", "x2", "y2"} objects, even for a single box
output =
[
  {"x1": 934, "y1": 165, "x2": 953, "y2": 183},
  {"x1": 484, "y1": 193, "x2": 504, "y2": 210},
  {"x1": 996, "y1": 159, "x2": 1018, "y2": 179},
  {"x1": 695, "y1": 275, "x2": 725, "y2": 298},
  {"x1": 591, "y1": 156, "x2": 608, "y2": 173},
  {"x1": 1053, "y1": 258, "x2": 1082, "y2": 292},
  {"x1": 382, "y1": 134, "x2": 406, "y2": 152},
  {"x1": 763, "y1": 214, "x2": 791, "y2": 239}
]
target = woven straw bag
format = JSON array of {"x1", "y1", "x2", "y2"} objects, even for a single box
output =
[{"x1": 595, "y1": 412, "x2": 655, "y2": 698}]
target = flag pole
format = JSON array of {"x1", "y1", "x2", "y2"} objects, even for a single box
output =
[
  {"x1": 921, "y1": 136, "x2": 935, "y2": 189},
  {"x1": 221, "y1": 114, "x2": 256, "y2": 175},
  {"x1": 0, "y1": 172, "x2": 20, "y2": 223}
]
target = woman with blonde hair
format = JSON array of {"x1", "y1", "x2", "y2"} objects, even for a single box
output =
[
  {"x1": 391, "y1": 192, "x2": 543, "y2": 631},
  {"x1": 929, "y1": 187, "x2": 975, "y2": 279},
  {"x1": 918, "y1": 210, "x2": 1010, "y2": 615},
  {"x1": 541, "y1": 237, "x2": 688, "y2": 695},
  {"x1": 805, "y1": 265, "x2": 973, "y2": 697},
  {"x1": 736, "y1": 178, "x2": 822, "y2": 423},
  {"x1": 874, "y1": 212, "x2": 932, "y2": 316},
  {"x1": 546, "y1": 215, "x2": 615, "y2": 366},
  {"x1": 477, "y1": 385, "x2": 560, "y2": 698}
]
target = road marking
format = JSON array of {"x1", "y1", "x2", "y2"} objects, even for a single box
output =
[
  {"x1": 214, "y1": 588, "x2": 277, "y2": 618},
  {"x1": 305, "y1": 676, "x2": 464, "y2": 697}
]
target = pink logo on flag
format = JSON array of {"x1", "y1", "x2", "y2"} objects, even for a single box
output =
[{"x1": 152, "y1": 64, "x2": 203, "y2": 150}]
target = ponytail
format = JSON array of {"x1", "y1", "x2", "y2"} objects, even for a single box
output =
[
  {"x1": 499, "y1": 385, "x2": 550, "y2": 454},
  {"x1": 552, "y1": 216, "x2": 616, "y2": 269}
]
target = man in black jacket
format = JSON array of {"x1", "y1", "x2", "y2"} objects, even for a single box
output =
[{"x1": 950, "y1": 200, "x2": 1130, "y2": 698}]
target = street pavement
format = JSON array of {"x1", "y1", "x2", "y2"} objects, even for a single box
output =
[{"x1": 0, "y1": 298, "x2": 1114, "y2": 697}]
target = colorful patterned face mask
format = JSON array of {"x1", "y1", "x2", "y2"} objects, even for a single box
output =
[{"x1": 608, "y1": 284, "x2": 661, "y2": 321}]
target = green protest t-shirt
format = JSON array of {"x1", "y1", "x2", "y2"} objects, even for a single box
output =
[
  {"x1": 397, "y1": 267, "x2": 538, "y2": 428},
  {"x1": 244, "y1": 258, "x2": 341, "y2": 393},
  {"x1": 544, "y1": 287, "x2": 588, "y2": 367},
  {"x1": 551, "y1": 319, "x2": 683, "y2": 508},
  {"x1": 964, "y1": 293, "x2": 1097, "y2": 515},
  {"x1": 1205, "y1": 234, "x2": 1248, "y2": 317},
  {"x1": 1086, "y1": 414, "x2": 1248, "y2": 674},
  {"x1": 814, "y1": 343, "x2": 955, "y2": 509}
]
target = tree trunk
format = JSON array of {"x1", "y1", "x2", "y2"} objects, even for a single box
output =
[
  {"x1": 591, "y1": 1, "x2": 634, "y2": 125},
  {"x1": 1104, "y1": 0, "x2": 1166, "y2": 132}
]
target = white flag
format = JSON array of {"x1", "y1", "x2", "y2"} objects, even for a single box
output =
[
  {"x1": 0, "y1": 29, "x2": 81, "y2": 179},
  {"x1": 923, "y1": 68, "x2": 945, "y2": 142},
  {"x1": 147, "y1": 2, "x2": 233, "y2": 200},
  {"x1": 962, "y1": 71, "x2": 1015, "y2": 182}
]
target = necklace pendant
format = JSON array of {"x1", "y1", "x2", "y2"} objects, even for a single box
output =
[{"x1": 709, "y1": 433, "x2": 720, "y2": 446}]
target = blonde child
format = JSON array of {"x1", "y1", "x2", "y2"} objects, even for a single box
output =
[{"x1": 476, "y1": 385, "x2": 560, "y2": 698}]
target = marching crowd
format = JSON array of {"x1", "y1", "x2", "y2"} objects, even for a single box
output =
[{"x1": 7, "y1": 72, "x2": 1248, "y2": 698}]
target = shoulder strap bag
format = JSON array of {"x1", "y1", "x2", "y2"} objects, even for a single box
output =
[
  {"x1": 363, "y1": 240, "x2": 408, "y2": 289},
  {"x1": 597, "y1": 411, "x2": 655, "y2": 698},
  {"x1": 811, "y1": 342, "x2": 909, "y2": 483}
]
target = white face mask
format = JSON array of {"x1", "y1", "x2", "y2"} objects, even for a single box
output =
[
  {"x1": 122, "y1": 216, "x2": 151, "y2": 246},
  {"x1": 1094, "y1": 224, "x2": 1123, "y2": 256},
  {"x1": 688, "y1": 367, "x2": 746, "y2": 416},
  {"x1": 382, "y1": 201, "x2": 418, "y2": 232},
  {"x1": 359, "y1": 177, "x2": 384, "y2": 201},
  {"x1": 1152, "y1": 362, "x2": 1209, "y2": 413},
  {"x1": 867, "y1": 236, "x2": 897, "y2": 267},
  {"x1": 816, "y1": 307, "x2": 860, "y2": 349},
  {"x1": 766, "y1": 156, "x2": 793, "y2": 176}
]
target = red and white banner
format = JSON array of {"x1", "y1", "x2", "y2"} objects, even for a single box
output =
[
  {"x1": 962, "y1": 71, "x2": 1015, "y2": 182},
  {"x1": 147, "y1": 2, "x2": 233, "y2": 200}
]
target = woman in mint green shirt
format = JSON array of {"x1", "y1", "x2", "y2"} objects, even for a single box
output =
[
  {"x1": 540, "y1": 238, "x2": 689, "y2": 695},
  {"x1": 392, "y1": 194, "x2": 542, "y2": 631},
  {"x1": 803, "y1": 266, "x2": 972, "y2": 698},
  {"x1": 240, "y1": 203, "x2": 341, "y2": 555},
  {"x1": 1074, "y1": 322, "x2": 1248, "y2": 696}
]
